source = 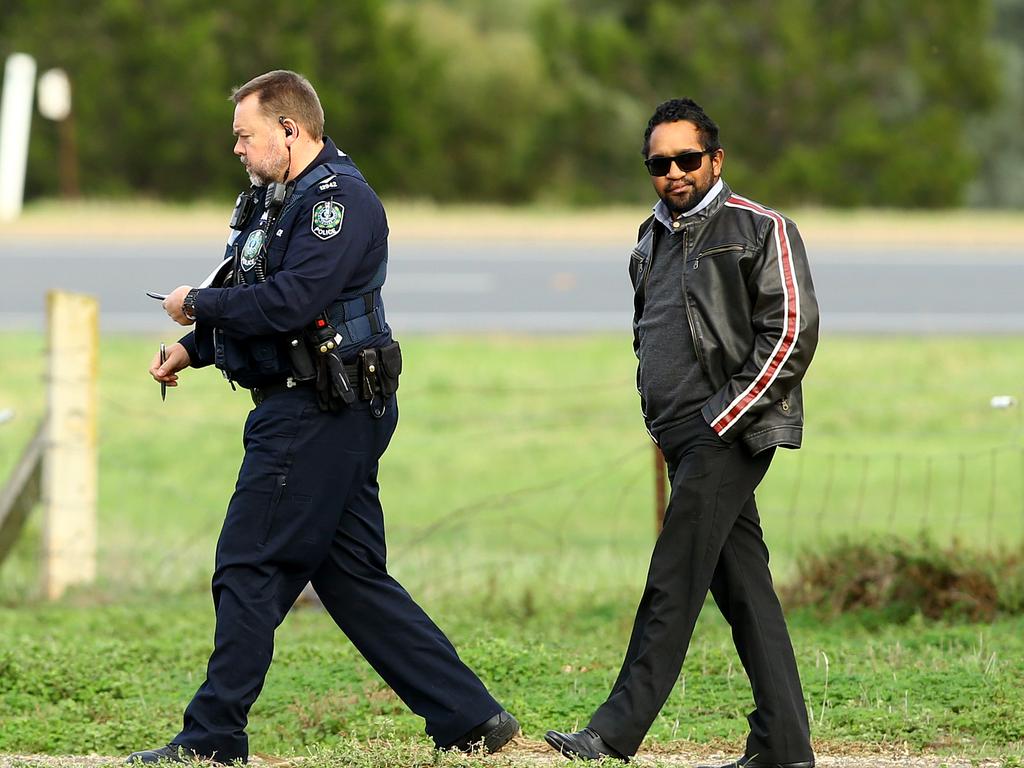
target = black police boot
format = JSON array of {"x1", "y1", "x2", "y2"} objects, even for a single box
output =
[
  {"x1": 544, "y1": 727, "x2": 628, "y2": 761},
  {"x1": 698, "y1": 757, "x2": 815, "y2": 768},
  {"x1": 443, "y1": 710, "x2": 520, "y2": 754},
  {"x1": 126, "y1": 742, "x2": 236, "y2": 765}
]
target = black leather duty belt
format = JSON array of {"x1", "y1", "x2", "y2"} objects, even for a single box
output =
[{"x1": 250, "y1": 362, "x2": 361, "y2": 406}]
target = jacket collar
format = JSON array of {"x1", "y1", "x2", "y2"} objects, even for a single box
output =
[{"x1": 652, "y1": 178, "x2": 732, "y2": 232}]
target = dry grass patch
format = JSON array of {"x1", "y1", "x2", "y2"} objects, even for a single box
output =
[{"x1": 2, "y1": 200, "x2": 1021, "y2": 247}]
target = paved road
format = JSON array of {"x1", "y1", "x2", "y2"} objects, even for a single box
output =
[{"x1": 2, "y1": 237, "x2": 1022, "y2": 333}]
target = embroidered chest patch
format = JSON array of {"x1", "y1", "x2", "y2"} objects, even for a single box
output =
[
  {"x1": 311, "y1": 200, "x2": 344, "y2": 240},
  {"x1": 240, "y1": 229, "x2": 266, "y2": 271}
]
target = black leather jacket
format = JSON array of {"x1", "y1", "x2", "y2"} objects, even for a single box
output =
[{"x1": 630, "y1": 181, "x2": 819, "y2": 455}]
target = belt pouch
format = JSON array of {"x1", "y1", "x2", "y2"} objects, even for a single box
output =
[
  {"x1": 287, "y1": 333, "x2": 317, "y2": 382},
  {"x1": 377, "y1": 341, "x2": 402, "y2": 396}
]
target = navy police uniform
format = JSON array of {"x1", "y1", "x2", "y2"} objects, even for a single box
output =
[{"x1": 172, "y1": 138, "x2": 502, "y2": 762}]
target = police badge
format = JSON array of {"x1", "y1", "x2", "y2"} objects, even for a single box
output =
[
  {"x1": 240, "y1": 229, "x2": 266, "y2": 271},
  {"x1": 311, "y1": 200, "x2": 344, "y2": 240}
]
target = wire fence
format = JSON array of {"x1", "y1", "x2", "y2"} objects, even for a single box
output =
[
  {"x1": 766, "y1": 442, "x2": 1024, "y2": 554},
  {"x1": 2, "y1": 367, "x2": 1022, "y2": 601}
]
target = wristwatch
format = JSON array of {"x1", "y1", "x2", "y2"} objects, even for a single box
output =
[{"x1": 182, "y1": 288, "x2": 200, "y2": 321}]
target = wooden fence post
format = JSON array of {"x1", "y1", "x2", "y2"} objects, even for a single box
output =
[{"x1": 41, "y1": 290, "x2": 98, "y2": 599}]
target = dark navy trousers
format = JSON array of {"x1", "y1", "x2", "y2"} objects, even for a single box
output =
[
  {"x1": 175, "y1": 389, "x2": 500, "y2": 762},
  {"x1": 589, "y1": 412, "x2": 812, "y2": 761}
]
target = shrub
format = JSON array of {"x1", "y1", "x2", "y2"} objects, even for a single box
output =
[{"x1": 781, "y1": 536, "x2": 1024, "y2": 622}]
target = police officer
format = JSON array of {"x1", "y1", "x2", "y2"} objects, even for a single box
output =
[{"x1": 131, "y1": 70, "x2": 518, "y2": 764}]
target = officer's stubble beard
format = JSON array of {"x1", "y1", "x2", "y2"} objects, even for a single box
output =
[{"x1": 241, "y1": 138, "x2": 290, "y2": 187}]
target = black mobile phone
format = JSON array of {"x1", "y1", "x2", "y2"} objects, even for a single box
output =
[{"x1": 146, "y1": 291, "x2": 167, "y2": 300}]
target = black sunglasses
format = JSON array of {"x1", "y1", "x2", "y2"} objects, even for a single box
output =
[{"x1": 644, "y1": 149, "x2": 712, "y2": 177}]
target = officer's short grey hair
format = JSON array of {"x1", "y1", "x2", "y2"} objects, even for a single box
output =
[{"x1": 232, "y1": 70, "x2": 325, "y2": 141}]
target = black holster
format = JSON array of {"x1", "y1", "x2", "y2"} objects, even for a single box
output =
[
  {"x1": 286, "y1": 335, "x2": 318, "y2": 383},
  {"x1": 315, "y1": 349, "x2": 357, "y2": 413},
  {"x1": 360, "y1": 342, "x2": 401, "y2": 395},
  {"x1": 358, "y1": 341, "x2": 401, "y2": 417}
]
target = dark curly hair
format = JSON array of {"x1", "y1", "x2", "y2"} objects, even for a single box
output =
[{"x1": 641, "y1": 98, "x2": 720, "y2": 158}]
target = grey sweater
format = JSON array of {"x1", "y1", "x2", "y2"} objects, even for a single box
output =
[{"x1": 636, "y1": 227, "x2": 714, "y2": 438}]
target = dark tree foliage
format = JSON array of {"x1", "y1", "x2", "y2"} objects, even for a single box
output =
[
  {"x1": 3, "y1": 0, "x2": 443, "y2": 200},
  {"x1": 968, "y1": 0, "x2": 1024, "y2": 206},
  {"x1": 532, "y1": 0, "x2": 1002, "y2": 207},
  {"x1": 0, "y1": 0, "x2": 1005, "y2": 206}
]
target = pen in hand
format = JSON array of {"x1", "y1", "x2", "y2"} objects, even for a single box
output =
[{"x1": 159, "y1": 343, "x2": 167, "y2": 401}]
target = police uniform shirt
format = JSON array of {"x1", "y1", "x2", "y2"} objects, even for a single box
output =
[{"x1": 180, "y1": 138, "x2": 389, "y2": 370}]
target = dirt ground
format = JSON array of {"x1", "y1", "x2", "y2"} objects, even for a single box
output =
[{"x1": 0, "y1": 738, "x2": 1010, "y2": 767}]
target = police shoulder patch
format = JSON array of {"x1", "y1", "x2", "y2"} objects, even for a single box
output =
[{"x1": 311, "y1": 200, "x2": 344, "y2": 240}]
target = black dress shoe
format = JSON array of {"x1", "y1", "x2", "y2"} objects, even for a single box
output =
[
  {"x1": 126, "y1": 744, "x2": 190, "y2": 764},
  {"x1": 126, "y1": 743, "x2": 236, "y2": 764},
  {"x1": 698, "y1": 756, "x2": 814, "y2": 768},
  {"x1": 544, "y1": 727, "x2": 628, "y2": 761},
  {"x1": 443, "y1": 710, "x2": 520, "y2": 754}
]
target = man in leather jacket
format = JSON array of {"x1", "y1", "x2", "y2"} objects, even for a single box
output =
[
  {"x1": 132, "y1": 71, "x2": 517, "y2": 764},
  {"x1": 545, "y1": 98, "x2": 819, "y2": 767}
]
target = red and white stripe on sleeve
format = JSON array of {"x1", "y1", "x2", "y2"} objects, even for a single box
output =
[{"x1": 710, "y1": 195, "x2": 801, "y2": 436}]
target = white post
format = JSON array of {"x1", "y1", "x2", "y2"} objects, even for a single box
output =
[
  {"x1": 37, "y1": 68, "x2": 78, "y2": 198},
  {"x1": 0, "y1": 52, "x2": 37, "y2": 222},
  {"x1": 42, "y1": 290, "x2": 99, "y2": 599}
]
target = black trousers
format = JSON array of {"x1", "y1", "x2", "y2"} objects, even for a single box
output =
[
  {"x1": 175, "y1": 390, "x2": 500, "y2": 762},
  {"x1": 589, "y1": 412, "x2": 812, "y2": 760}
]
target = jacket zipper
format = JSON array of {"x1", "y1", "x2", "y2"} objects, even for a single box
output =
[
  {"x1": 691, "y1": 242, "x2": 745, "y2": 270},
  {"x1": 681, "y1": 227, "x2": 709, "y2": 374}
]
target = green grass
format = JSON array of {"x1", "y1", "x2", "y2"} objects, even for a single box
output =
[
  {"x1": 2, "y1": 333, "x2": 1022, "y2": 602},
  {"x1": 1, "y1": 596, "x2": 1023, "y2": 759},
  {"x1": 2, "y1": 598, "x2": 1024, "y2": 761},
  {"x1": 1, "y1": 333, "x2": 1024, "y2": 759}
]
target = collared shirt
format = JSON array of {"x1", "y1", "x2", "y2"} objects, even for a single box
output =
[{"x1": 652, "y1": 177, "x2": 724, "y2": 232}]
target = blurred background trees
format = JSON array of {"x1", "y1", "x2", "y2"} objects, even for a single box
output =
[{"x1": 1, "y1": 0, "x2": 1020, "y2": 207}]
